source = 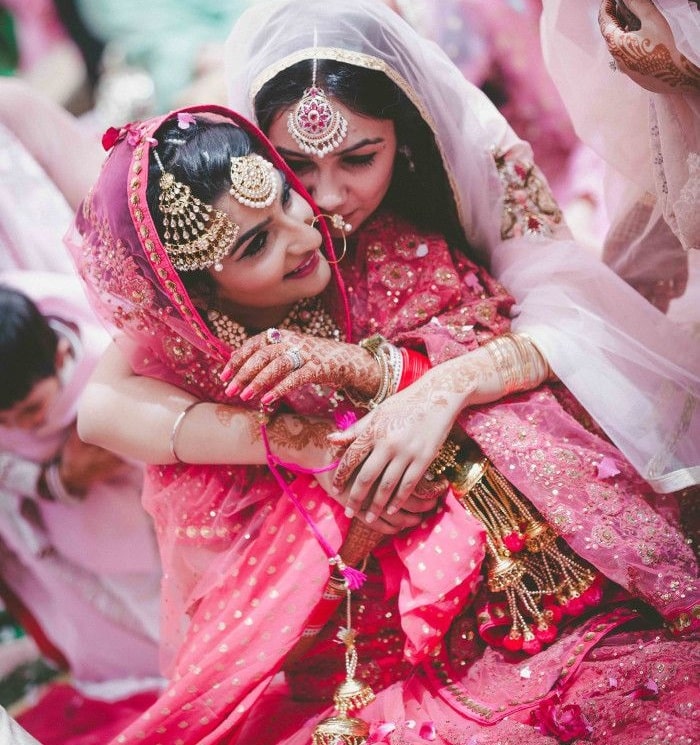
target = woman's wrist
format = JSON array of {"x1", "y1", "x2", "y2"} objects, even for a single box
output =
[
  {"x1": 267, "y1": 413, "x2": 337, "y2": 472},
  {"x1": 484, "y1": 332, "x2": 551, "y2": 395},
  {"x1": 346, "y1": 335, "x2": 404, "y2": 409},
  {"x1": 349, "y1": 345, "x2": 383, "y2": 398}
]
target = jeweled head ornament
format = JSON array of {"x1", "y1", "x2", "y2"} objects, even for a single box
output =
[
  {"x1": 229, "y1": 153, "x2": 277, "y2": 208},
  {"x1": 154, "y1": 150, "x2": 240, "y2": 273},
  {"x1": 287, "y1": 50, "x2": 348, "y2": 158}
]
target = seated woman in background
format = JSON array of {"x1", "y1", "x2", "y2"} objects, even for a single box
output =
[
  {"x1": 542, "y1": 0, "x2": 700, "y2": 316},
  {"x1": 66, "y1": 91, "x2": 698, "y2": 745}
]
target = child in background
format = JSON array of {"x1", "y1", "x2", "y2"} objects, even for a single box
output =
[{"x1": 0, "y1": 273, "x2": 162, "y2": 683}]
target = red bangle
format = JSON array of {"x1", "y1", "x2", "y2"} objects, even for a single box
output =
[{"x1": 398, "y1": 348, "x2": 431, "y2": 390}]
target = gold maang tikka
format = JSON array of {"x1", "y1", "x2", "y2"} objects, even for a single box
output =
[
  {"x1": 287, "y1": 51, "x2": 348, "y2": 158},
  {"x1": 154, "y1": 150, "x2": 239, "y2": 272},
  {"x1": 229, "y1": 153, "x2": 277, "y2": 208}
]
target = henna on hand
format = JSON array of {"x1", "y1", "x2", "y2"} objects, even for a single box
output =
[
  {"x1": 599, "y1": 0, "x2": 700, "y2": 93},
  {"x1": 328, "y1": 340, "x2": 542, "y2": 519},
  {"x1": 266, "y1": 413, "x2": 335, "y2": 452},
  {"x1": 221, "y1": 330, "x2": 380, "y2": 404}
]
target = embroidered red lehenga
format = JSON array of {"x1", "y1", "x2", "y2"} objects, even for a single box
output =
[{"x1": 65, "y1": 99, "x2": 699, "y2": 744}]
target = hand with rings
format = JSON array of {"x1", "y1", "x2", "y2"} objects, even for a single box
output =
[{"x1": 220, "y1": 329, "x2": 381, "y2": 405}]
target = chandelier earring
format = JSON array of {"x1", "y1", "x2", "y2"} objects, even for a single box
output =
[
  {"x1": 153, "y1": 149, "x2": 239, "y2": 272},
  {"x1": 311, "y1": 214, "x2": 350, "y2": 264},
  {"x1": 287, "y1": 48, "x2": 348, "y2": 158}
]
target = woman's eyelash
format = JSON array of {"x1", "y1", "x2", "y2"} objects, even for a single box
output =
[
  {"x1": 242, "y1": 232, "x2": 268, "y2": 259},
  {"x1": 281, "y1": 178, "x2": 292, "y2": 204},
  {"x1": 287, "y1": 160, "x2": 312, "y2": 174},
  {"x1": 344, "y1": 153, "x2": 376, "y2": 167},
  {"x1": 286, "y1": 153, "x2": 377, "y2": 172}
]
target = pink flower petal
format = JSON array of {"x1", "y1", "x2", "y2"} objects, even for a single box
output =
[
  {"x1": 368, "y1": 722, "x2": 396, "y2": 744},
  {"x1": 101, "y1": 126, "x2": 121, "y2": 151},
  {"x1": 177, "y1": 112, "x2": 197, "y2": 129},
  {"x1": 530, "y1": 696, "x2": 593, "y2": 742},
  {"x1": 596, "y1": 456, "x2": 620, "y2": 480},
  {"x1": 464, "y1": 272, "x2": 483, "y2": 292},
  {"x1": 632, "y1": 678, "x2": 659, "y2": 700},
  {"x1": 419, "y1": 721, "x2": 437, "y2": 740}
]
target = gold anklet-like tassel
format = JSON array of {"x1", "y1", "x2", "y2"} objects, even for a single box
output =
[{"x1": 312, "y1": 586, "x2": 375, "y2": 745}]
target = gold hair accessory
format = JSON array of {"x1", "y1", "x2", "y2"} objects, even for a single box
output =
[
  {"x1": 287, "y1": 51, "x2": 348, "y2": 158},
  {"x1": 229, "y1": 153, "x2": 277, "y2": 208},
  {"x1": 311, "y1": 214, "x2": 350, "y2": 264},
  {"x1": 153, "y1": 150, "x2": 239, "y2": 272}
]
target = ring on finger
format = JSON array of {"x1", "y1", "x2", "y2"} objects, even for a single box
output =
[
  {"x1": 266, "y1": 327, "x2": 282, "y2": 344},
  {"x1": 286, "y1": 346, "x2": 303, "y2": 371}
]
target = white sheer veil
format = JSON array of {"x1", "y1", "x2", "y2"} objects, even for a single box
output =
[
  {"x1": 541, "y1": 0, "x2": 700, "y2": 294},
  {"x1": 225, "y1": 0, "x2": 700, "y2": 493}
]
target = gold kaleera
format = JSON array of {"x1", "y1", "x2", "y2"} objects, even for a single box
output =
[{"x1": 312, "y1": 585, "x2": 375, "y2": 745}]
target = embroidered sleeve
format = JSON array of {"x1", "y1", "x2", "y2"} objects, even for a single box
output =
[{"x1": 493, "y1": 148, "x2": 564, "y2": 240}]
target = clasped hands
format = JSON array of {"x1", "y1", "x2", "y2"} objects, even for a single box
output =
[{"x1": 220, "y1": 330, "x2": 468, "y2": 532}]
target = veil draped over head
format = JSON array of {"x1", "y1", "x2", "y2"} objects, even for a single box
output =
[
  {"x1": 225, "y1": 0, "x2": 700, "y2": 493},
  {"x1": 65, "y1": 104, "x2": 350, "y2": 668},
  {"x1": 66, "y1": 104, "x2": 348, "y2": 403},
  {"x1": 541, "y1": 0, "x2": 700, "y2": 299}
]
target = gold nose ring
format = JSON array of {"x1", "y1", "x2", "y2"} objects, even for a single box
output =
[{"x1": 311, "y1": 213, "x2": 350, "y2": 264}]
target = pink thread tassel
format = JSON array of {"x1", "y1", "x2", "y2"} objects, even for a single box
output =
[{"x1": 339, "y1": 563, "x2": 367, "y2": 591}]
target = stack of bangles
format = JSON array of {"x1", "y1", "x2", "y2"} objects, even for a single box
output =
[
  {"x1": 484, "y1": 332, "x2": 552, "y2": 395},
  {"x1": 354, "y1": 334, "x2": 430, "y2": 409}
]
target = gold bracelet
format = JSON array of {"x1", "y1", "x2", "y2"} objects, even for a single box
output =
[
  {"x1": 169, "y1": 401, "x2": 203, "y2": 463},
  {"x1": 485, "y1": 333, "x2": 550, "y2": 395},
  {"x1": 358, "y1": 334, "x2": 395, "y2": 409}
]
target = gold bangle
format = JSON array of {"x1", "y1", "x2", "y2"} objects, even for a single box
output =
[
  {"x1": 358, "y1": 334, "x2": 392, "y2": 409},
  {"x1": 169, "y1": 401, "x2": 203, "y2": 463}
]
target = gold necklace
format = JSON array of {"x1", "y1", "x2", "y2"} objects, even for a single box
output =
[{"x1": 207, "y1": 298, "x2": 342, "y2": 349}]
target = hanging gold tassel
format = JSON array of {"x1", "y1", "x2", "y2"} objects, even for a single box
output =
[
  {"x1": 312, "y1": 586, "x2": 375, "y2": 745},
  {"x1": 448, "y1": 450, "x2": 600, "y2": 653}
]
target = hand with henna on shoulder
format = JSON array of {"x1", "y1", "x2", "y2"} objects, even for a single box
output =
[{"x1": 220, "y1": 330, "x2": 381, "y2": 405}]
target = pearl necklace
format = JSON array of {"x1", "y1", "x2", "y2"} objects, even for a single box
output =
[{"x1": 207, "y1": 298, "x2": 342, "y2": 349}]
